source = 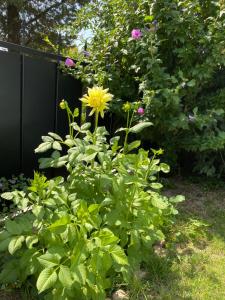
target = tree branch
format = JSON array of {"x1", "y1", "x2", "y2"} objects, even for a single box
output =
[{"x1": 25, "y1": 0, "x2": 67, "y2": 26}]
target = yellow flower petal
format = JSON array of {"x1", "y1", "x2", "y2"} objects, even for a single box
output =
[{"x1": 80, "y1": 86, "x2": 113, "y2": 118}]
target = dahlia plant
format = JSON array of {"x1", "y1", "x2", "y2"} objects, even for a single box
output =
[{"x1": 0, "y1": 87, "x2": 184, "y2": 299}]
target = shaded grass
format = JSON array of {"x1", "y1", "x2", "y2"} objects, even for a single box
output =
[{"x1": 129, "y1": 178, "x2": 225, "y2": 300}]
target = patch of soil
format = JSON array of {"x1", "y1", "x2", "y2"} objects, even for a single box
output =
[
  {"x1": 0, "y1": 290, "x2": 21, "y2": 300},
  {"x1": 164, "y1": 177, "x2": 225, "y2": 218}
]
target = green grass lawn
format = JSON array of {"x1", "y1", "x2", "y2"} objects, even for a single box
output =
[{"x1": 130, "y1": 179, "x2": 225, "y2": 300}]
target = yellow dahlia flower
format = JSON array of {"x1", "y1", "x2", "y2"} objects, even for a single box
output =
[{"x1": 80, "y1": 86, "x2": 113, "y2": 118}]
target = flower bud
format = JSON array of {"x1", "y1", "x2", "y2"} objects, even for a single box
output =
[
  {"x1": 59, "y1": 100, "x2": 67, "y2": 110},
  {"x1": 65, "y1": 57, "x2": 75, "y2": 67},
  {"x1": 122, "y1": 101, "x2": 131, "y2": 112},
  {"x1": 137, "y1": 107, "x2": 145, "y2": 115}
]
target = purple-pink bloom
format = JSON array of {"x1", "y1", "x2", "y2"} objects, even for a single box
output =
[
  {"x1": 131, "y1": 29, "x2": 142, "y2": 40},
  {"x1": 65, "y1": 58, "x2": 75, "y2": 67},
  {"x1": 137, "y1": 107, "x2": 145, "y2": 115}
]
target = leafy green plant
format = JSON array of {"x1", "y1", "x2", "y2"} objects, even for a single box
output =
[
  {"x1": 0, "y1": 87, "x2": 184, "y2": 299},
  {"x1": 0, "y1": 174, "x2": 30, "y2": 194},
  {"x1": 0, "y1": 174, "x2": 30, "y2": 226}
]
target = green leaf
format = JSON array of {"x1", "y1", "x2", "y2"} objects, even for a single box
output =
[
  {"x1": 160, "y1": 163, "x2": 170, "y2": 173},
  {"x1": 52, "y1": 141, "x2": 62, "y2": 151},
  {"x1": 129, "y1": 122, "x2": 153, "y2": 134},
  {"x1": 48, "y1": 132, "x2": 63, "y2": 141},
  {"x1": 150, "y1": 183, "x2": 163, "y2": 189},
  {"x1": 98, "y1": 228, "x2": 119, "y2": 246},
  {"x1": 50, "y1": 156, "x2": 68, "y2": 168},
  {"x1": 170, "y1": 195, "x2": 185, "y2": 203},
  {"x1": 38, "y1": 253, "x2": 60, "y2": 268},
  {"x1": 0, "y1": 231, "x2": 10, "y2": 241},
  {"x1": 32, "y1": 205, "x2": 44, "y2": 218},
  {"x1": 58, "y1": 265, "x2": 73, "y2": 288},
  {"x1": 88, "y1": 204, "x2": 100, "y2": 213},
  {"x1": 151, "y1": 197, "x2": 168, "y2": 209},
  {"x1": 81, "y1": 122, "x2": 91, "y2": 131},
  {"x1": 82, "y1": 152, "x2": 97, "y2": 162},
  {"x1": 115, "y1": 127, "x2": 127, "y2": 133},
  {"x1": 109, "y1": 245, "x2": 128, "y2": 265},
  {"x1": 101, "y1": 198, "x2": 113, "y2": 207},
  {"x1": 52, "y1": 150, "x2": 61, "y2": 159},
  {"x1": 42, "y1": 136, "x2": 54, "y2": 142},
  {"x1": 1, "y1": 192, "x2": 13, "y2": 200},
  {"x1": 72, "y1": 264, "x2": 86, "y2": 285},
  {"x1": 34, "y1": 142, "x2": 52, "y2": 153},
  {"x1": 71, "y1": 122, "x2": 80, "y2": 131},
  {"x1": 38, "y1": 157, "x2": 52, "y2": 169},
  {"x1": 17, "y1": 218, "x2": 32, "y2": 233},
  {"x1": 0, "y1": 238, "x2": 11, "y2": 252},
  {"x1": 144, "y1": 15, "x2": 154, "y2": 22},
  {"x1": 5, "y1": 220, "x2": 22, "y2": 235},
  {"x1": 26, "y1": 236, "x2": 38, "y2": 249},
  {"x1": 36, "y1": 268, "x2": 57, "y2": 294},
  {"x1": 64, "y1": 138, "x2": 75, "y2": 147},
  {"x1": 8, "y1": 236, "x2": 25, "y2": 254},
  {"x1": 187, "y1": 79, "x2": 196, "y2": 87},
  {"x1": 127, "y1": 140, "x2": 141, "y2": 152},
  {"x1": 48, "y1": 215, "x2": 71, "y2": 230},
  {"x1": 0, "y1": 260, "x2": 20, "y2": 283}
]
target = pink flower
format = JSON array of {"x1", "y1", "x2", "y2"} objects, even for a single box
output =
[
  {"x1": 65, "y1": 58, "x2": 75, "y2": 67},
  {"x1": 131, "y1": 29, "x2": 142, "y2": 40},
  {"x1": 137, "y1": 107, "x2": 145, "y2": 115}
]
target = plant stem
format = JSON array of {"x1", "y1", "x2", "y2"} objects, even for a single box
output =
[
  {"x1": 81, "y1": 101, "x2": 86, "y2": 125},
  {"x1": 123, "y1": 109, "x2": 135, "y2": 154},
  {"x1": 91, "y1": 111, "x2": 99, "y2": 168},
  {"x1": 145, "y1": 153, "x2": 156, "y2": 180},
  {"x1": 93, "y1": 111, "x2": 99, "y2": 145},
  {"x1": 66, "y1": 107, "x2": 72, "y2": 137},
  {"x1": 95, "y1": 111, "x2": 99, "y2": 133}
]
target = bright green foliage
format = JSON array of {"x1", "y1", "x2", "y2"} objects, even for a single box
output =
[
  {"x1": 0, "y1": 102, "x2": 183, "y2": 299},
  {"x1": 67, "y1": 0, "x2": 225, "y2": 176}
]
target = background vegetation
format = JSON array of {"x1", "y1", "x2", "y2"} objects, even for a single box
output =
[
  {"x1": 0, "y1": 0, "x2": 89, "y2": 51},
  {"x1": 67, "y1": 0, "x2": 225, "y2": 177}
]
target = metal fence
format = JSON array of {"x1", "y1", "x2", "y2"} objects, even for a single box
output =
[{"x1": 0, "y1": 40, "x2": 82, "y2": 176}]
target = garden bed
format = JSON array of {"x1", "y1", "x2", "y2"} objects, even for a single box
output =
[{"x1": 1, "y1": 178, "x2": 224, "y2": 300}]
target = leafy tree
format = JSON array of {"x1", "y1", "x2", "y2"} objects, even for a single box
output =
[{"x1": 0, "y1": 0, "x2": 88, "y2": 50}]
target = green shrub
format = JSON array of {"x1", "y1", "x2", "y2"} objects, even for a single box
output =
[
  {"x1": 66, "y1": 0, "x2": 225, "y2": 176},
  {"x1": 0, "y1": 88, "x2": 184, "y2": 299}
]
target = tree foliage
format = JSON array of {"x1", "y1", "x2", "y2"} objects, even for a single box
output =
[
  {"x1": 0, "y1": 0, "x2": 88, "y2": 50},
  {"x1": 68, "y1": 0, "x2": 225, "y2": 177}
]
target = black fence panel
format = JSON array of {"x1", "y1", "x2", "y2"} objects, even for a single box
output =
[
  {"x1": 22, "y1": 56, "x2": 57, "y2": 174},
  {"x1": 0, "y1": 41, "x2": 82, "y2": 177},
  {"x1": 57, "y1": 70, "x2": 83, "y2": 137},
  {"x1": 0, "y1": 51, "x2": 21, "y2": 176}
]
